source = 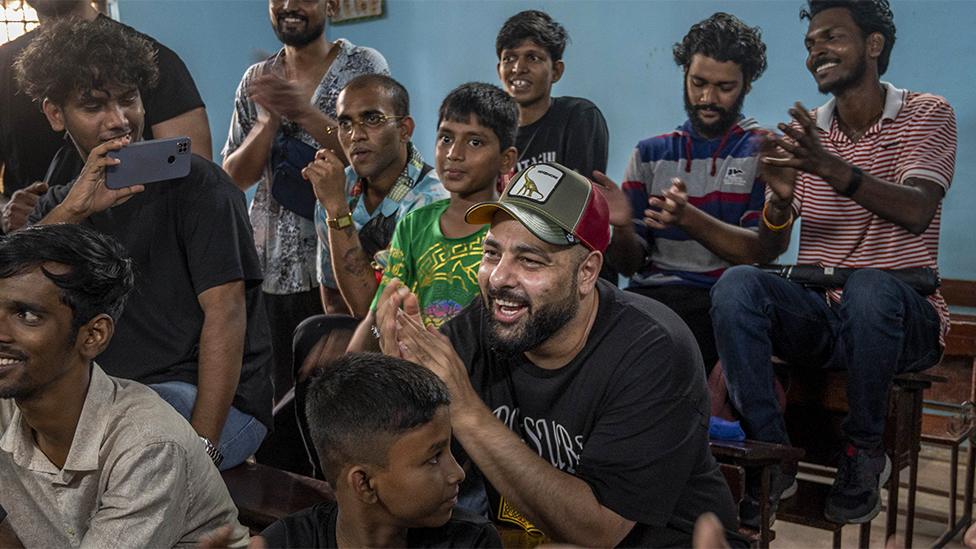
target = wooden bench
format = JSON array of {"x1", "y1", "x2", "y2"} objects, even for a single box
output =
[
  {"x1": 773, "y1": 370, "x2": 938, "y2": 548},
  {"x1": 711, "y1": 440, "x2": 804, "y2": 548},
  {"x1": 221, "y1": 461, "x2": 335, "y2": 532}
]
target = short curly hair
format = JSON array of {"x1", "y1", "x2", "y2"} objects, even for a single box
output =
[
  {"x1": 496, "y1": 10, "x2": 569, "y2": 62},
  {"x1": 800, "y1": 0, "x2": 896, "y2": 75},
  {"x1": 673, "y1": 12, "x2": 768, "y2": 84},
  {"x1": 14, "y1": 17, "x2": 160, "y2": 106}
]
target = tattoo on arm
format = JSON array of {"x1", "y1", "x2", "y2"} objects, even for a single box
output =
[{"x1": 342, "y1": 247, "x2": 372, "y2": 276}]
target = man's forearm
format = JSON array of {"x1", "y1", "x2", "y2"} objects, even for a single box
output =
[
  {"x1": 605, "y1": 224, "x2": 646, "y2": 276},
  {"x1": 38, "y1": 202, "x2": 87, "y2": 225},
  {"x1": 193, "y1": 283, "x2": 246, "y2": 443},
  {"x1": 452, "y1": 403, "x2": 633, "y2": 546},
  {"x1": 757, "y1": 199, "x2": 793, "y2": 260},
  {"x1": 818, "y1": 160, "x2": 943, "y2": 235},
  {"x1": 679, "y1": 205, "x2": 766, "y2": 265},
  {"x1": 295, "y1": 110, "x2": 345, "y2": 163},
  {"x1": 326, "y1": 214, "x2": 378, "y2": 319},
  {"x1": 222, "y1": 119, "x2": 276, "y2": 191}
]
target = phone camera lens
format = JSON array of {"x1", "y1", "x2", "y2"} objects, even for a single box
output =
[{"x1": 167, "y1": 155, "x2": 176, "y2": 164}]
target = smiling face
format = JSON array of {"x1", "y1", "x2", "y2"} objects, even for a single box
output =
[
  {"x1": 269, "y1": 0, "x2": 331, "y2": 47},
  {"x1": 478, "y1": 214, "x2": 586, "y2": 356},
  {"x1": 497, "y1": 39, "x2": 564, "y2": 112},
  {"x1": 42, "y1": 83, "x2": 145, "y2": 158},
  {"x1": 0, "y1": 267, "x2": 87, "y2": 401},
  {"x1": 683, "y1": 53, "x2": 747, "y2": 138},
  {"x1": 368, "y1": 407, "x2": 465, "y2": 528},
  {"x1": 435, "y1": 114, "x2": 514, "y2": 198},
  {"x1": 336, "y1": 84, "x2": 411, "y2": 183},
  {"x1": 805, "y1": 7, "x2": 876, "y2": 95}
]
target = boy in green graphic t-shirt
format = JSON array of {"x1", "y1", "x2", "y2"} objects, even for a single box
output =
[{"x1": 349, "y1": 83, "x2": 518, "y2": 348}]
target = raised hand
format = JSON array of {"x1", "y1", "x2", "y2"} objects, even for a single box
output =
[
  {"x1": 374, "y1": 278, "x2": 422, "y2": 358},
  {"x1": 60, "y1": 137, "x2": 145, "y2": 220},
  {"x1": 758, "y1": 134, "x2": 796, "y2": 205},
  {"x1": 302, "y1": 148, "x2": 347, "y2": 213},
  {"x1": 590, "y1": 170, "x2": 633, "y2": 228},
  {"x1": 249, "y1": 73, "x2": 312, "y2": 122}
]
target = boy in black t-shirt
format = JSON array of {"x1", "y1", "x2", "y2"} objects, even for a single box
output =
[
  {"x1": 495, "y1": 10, "x2": 609, "y2": 180},
  {"x1": 207, "y1": 353, "x2": 500, "y2": 548}
]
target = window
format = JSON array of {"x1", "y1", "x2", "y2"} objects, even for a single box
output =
[{"x1": 1, "y1": 0, "x2": 114, "y2": 45}]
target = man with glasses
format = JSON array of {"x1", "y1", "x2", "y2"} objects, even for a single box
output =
[{"x1": 307, "y1": 74, "x2": 446, "y2": 320}]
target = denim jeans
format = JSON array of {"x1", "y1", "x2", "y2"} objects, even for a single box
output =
[
  {"x1": 150, "y1": 381, "x2": 268, "y2": 470},
  {"x1": 710, "y1": 266, "x2": 942, "y2": 448}
]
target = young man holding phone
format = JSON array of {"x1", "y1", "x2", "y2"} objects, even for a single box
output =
[{"x1": 16, "y1": 17, "x2": 273, "y2": 470}]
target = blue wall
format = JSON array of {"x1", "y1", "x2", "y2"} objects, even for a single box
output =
[{"x1": 119, "y1": 0, "x2": 975, "y2": 279}]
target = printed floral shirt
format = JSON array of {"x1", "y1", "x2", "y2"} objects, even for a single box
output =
[{"x1": 223, "y1": 39, "x2": 389, "y2": 294}]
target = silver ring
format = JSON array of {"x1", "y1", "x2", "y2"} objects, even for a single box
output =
[{"x1": 370, "y1": 324, "x2": 381, "y2": 339}]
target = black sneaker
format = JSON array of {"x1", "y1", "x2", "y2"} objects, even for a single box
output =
[
  {"x1": 740, "y1": 465, "x2": 796, "y2": 530},
  {"x1": 824, "y1": 444, "x2": 891, "y2": 523}
]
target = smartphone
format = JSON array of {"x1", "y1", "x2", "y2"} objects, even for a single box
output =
[{"x1": 105, "y1": 137, "x2": 192, "y2": 189}]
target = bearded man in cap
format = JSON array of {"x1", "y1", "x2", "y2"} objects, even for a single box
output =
[{"x1": 374, "y1": 162, "x2": 741, "y2": 548}]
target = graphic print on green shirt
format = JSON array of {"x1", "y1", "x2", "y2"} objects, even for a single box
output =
[{"x1": 371, "y1": 199, "x2": 487, "y2": 328}]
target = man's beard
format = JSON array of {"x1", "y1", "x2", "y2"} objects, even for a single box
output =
[
  {"x1": 817, "y1": 55, "x2": 868, "y2": 96},
  {"x1": 484, "y1": 277, "x2": 580, "y2": 358},
  {"x1": 273, "y1": 13, "x2": 325, "y2": 47},
  {"x1": 684, "y1": 86, "x2": 745, "y2": 139}
]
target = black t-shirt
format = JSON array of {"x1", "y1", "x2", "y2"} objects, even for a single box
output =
[
  {"x1": 0, "y1": 14, "x2": 204, "y2": 196},
  {"x1": 29, "y1": 155, "x2": 273, "y2": 428},
  {"x1": 514, "y1": 96, "x2": 609, "y2": 177},
  {"x1": 442, "y1": 280, "x2": 740, "y2": 548},
  {"x1": 260, "y1": 501, "x2": 502, "y2": 548}
]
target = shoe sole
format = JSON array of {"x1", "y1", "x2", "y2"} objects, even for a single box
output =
[
  {"x1": 781, "y1": 479, "x2": 798, "y2": 499},
  {"x1": 824, "y1": 455, "x2": 892, "y2": 524}
]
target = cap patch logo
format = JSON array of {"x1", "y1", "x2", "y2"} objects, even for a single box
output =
[
  {"x1": 510, "y1": 165, "x2": 563, "y2": 203},
  {"x1": 724, "y1": 166, "x2": 747, "y2": 187}
]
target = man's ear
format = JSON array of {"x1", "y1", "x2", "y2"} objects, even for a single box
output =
[
  {"x1": 76, "y1": 314, "x2": 115, "y2": 360},
  {"x1": 42, "y1": 98, "x2": 66, "y2": 132},
  {"x1": 551, "y1": 59, "x2": 565, "y2": 84},
  {"x1": 347, "y1": 465, "x2": 379, "y2": 504},
  {"x1": 498, "y1": 146, "x2": 518, "y2": 176},
  {"x1": 867, "y1": 32, "x2": 885, "y2": 60},
  {"x1": 576, "y1": 250, "x2": 603, "y2": 297},
  {"x1": 325, "y1": 0, "x2": 338, "y2": 17},
  {"x1": 398, "y1": 115, "x2": 415, "y2": 142}
]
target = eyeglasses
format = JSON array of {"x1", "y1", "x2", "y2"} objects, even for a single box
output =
[{"x1": 337, "y1": 113, "x2": 404, "y2": 134}]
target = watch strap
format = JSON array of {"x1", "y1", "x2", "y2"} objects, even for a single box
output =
[{"x1": 327, "y1": 212, "x2": 354, "y2": 230}]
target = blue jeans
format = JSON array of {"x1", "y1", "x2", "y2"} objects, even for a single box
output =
[
  {"x1": 150, "y1": 381, "x2": 268, "y2": 471},
  {"x1": 710, "y1": 266, "x2": 941, "y2": 448}
]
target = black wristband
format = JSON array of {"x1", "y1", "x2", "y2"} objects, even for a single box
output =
[{"x1": 841, "y1": 166, "x2": 863, "y2": 197}]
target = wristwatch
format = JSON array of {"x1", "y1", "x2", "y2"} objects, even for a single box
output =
[
  {"x1": 326, "y1": 212, "x2": 353, "y2": 230},
  {"x1": 199, "y1": 436, "x2": 224, "y2": 468}
]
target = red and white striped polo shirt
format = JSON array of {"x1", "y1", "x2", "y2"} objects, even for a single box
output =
[{"x1": 791, "y1": 82, "x2": 957, "y2": 343}]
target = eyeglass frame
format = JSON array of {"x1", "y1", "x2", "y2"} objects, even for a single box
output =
[{"x1": 336, "y1": 113, "x2": 406, "y2": 135}]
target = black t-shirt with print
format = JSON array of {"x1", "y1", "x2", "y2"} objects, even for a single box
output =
[
  {"x1": 514, "y1": 96, "x2": 609, "y2": 177},
  {"x1": 443, "y1": 280, "x2": 740, "y2": 547},
  {"x1": 260, "y1": 501, "x2": 501, "y2": 548}
]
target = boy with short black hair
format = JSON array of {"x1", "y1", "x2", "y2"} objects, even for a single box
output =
[
  {"x1": 258, "y1": 353, "x2": 500, "y2": 548},
  {"x1": 347, "y1": 82, "x2": 517, "y2": 349},
  {"x1": 495, "y1": 10, "x2": 608, "y2": 178}
]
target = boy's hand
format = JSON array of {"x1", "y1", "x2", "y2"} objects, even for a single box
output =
[
  {"x1": 1, "y1": 180, "x2": 47, "y2": 233},
  {"x1": 374, "y1": 278, "x2": 421, "y2": 358},
  {"x1": 60, "y1": 137, "x2": 145, "y2": 221},
  {"x1": 302, "y1": 148, "x2": 347, "y2": 213}
]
